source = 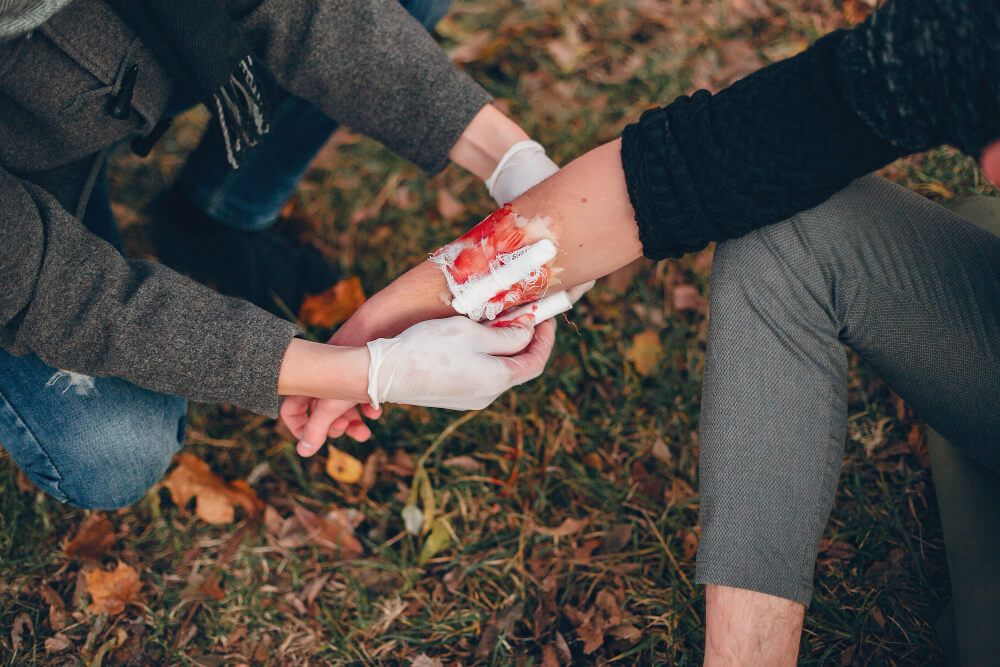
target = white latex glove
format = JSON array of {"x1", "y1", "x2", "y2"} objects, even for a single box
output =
[
  {"x1": 485, "y1": 140, "x2": 560, "y2": 205},
  {"x1": 366, "y1": 316, "x2": 556, "y2": 411}
]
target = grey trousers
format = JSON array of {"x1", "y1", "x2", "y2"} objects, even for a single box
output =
[{"x1": 696, "y1": 175, "x2": 1000, "y2": 605}]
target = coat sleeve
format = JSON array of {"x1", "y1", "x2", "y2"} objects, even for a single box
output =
[
  {"x1": 620, "y1": 0, "x2": 1000, "y2": 260},
  {"x1": 237, "y1": 0, "x2": 494, "y2": 174},
  {"x1": 0, "y1": 167, "x2": 301, "y2": 416}
]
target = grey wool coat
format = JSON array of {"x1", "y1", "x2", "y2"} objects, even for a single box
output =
[{"x1": 0, "y1": 0, "x2": 492, "y2": 416}]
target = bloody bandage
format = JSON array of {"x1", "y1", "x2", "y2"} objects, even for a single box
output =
[{"x1": 431, "y1": 204, "x2": 557, "y2": 321}]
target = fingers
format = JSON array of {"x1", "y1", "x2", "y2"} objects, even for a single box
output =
[
  {"x1": 297, "y1": 399, "x2": 357, "y2": 456},
  {"x1": 502, "y1": 318, "x2": 557, "y2": 384},
  {"x1": 479, "y1": 315, "x2": 536, "y2": 355},
  {"x1": 279, "y1": 396, "x2": 313, "y2": 439}
]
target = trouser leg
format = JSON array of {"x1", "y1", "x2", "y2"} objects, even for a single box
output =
[
  {"x1": 697, "y1": 175, "x2": 1000, "y2": 605},
  {"x1": 0, "y1": 349, "x2": 186, "y2": 509}
]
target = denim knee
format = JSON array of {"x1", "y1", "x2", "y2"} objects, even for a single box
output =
[
  {"x1": 0, "y1": 354, "x2": 187, "y2": 509},
  {"x1": 53, "y1": 401, "x2": 186, "y2": 509}
]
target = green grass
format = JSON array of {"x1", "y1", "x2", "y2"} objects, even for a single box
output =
[{"x1": 2, "y1": 0, "x2": 996, "y2": 664}]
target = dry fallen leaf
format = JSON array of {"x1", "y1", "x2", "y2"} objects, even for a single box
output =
[
  {"x1": 298, "y1": 276, "x2": 366, "y2": 329},
  {"x1": 10, "y1": 612, "x2": 32, "y2": 653},
  {"x1": 64, "y1": 513, "x2": 116, "y2": 562},
  {"x1": 532, "y1": 517, "x2": 588, "y2": 538},
  {"x1": 286, "y1": 504, "x2": 364, "y2": 557},
  {"x1": 326, "y1": 446, "x2": 364, "y2": 484},
  {"x1": 671, "y1": 284, "x2": 705, "y2": 314},
  {"x1": 86, "y1": 562, "x2": 141, "y2": 616},
  {"x1": 44, "y1": 632, "x2": 72, "y2": 655},
  {"x1": 625, "y1": 329, "x2": 664, "y2": 376},
  {"x1": 162, "y1": 454, "x2": 264, "y2": 525}
]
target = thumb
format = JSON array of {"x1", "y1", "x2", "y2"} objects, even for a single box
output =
[
  {"x1": 480, "y1": 315, "x2": 536, "y2": 355},
  {"x1": 981, "y1": 139, "x2": 1000, "y2": 186}
]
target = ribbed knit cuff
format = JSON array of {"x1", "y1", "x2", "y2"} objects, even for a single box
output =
[{"x1": 621, "y1": 107, "x2": 712, "y2": 260}]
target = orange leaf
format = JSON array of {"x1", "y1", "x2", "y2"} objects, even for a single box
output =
[
  {"x1": 298, "y1": 277, "x2": 366, "y2": 329},
  {"x1": 326, "y1": 446, "x2": 364, "y2": 484},
  {"x1": 625, "y1": 329, "x2": 663, "y2": 376},
  {"x1": 86, "y1": 562, "x2": 140, "y2": 616},
  {"x1": 64, "y1": 513, "x2": 116, "y2": 562},
  {"x1": 162, "y1": 454, "x2": 264, "y2": 525}
]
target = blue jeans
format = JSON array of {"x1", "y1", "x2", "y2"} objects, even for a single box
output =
[{"x1": 1, "y1": 0, "x2": 451, "y2": 509}]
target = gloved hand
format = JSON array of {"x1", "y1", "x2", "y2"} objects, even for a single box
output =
[
  {"x1": 366, "y1": 315, "x2": 555, "y2": 410},
  {"x1": 485, "y1": 140, "x2": 560, "y2": 205}
]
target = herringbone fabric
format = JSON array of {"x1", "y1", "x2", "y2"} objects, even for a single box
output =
[
  {"x1": 696, "y1": 176, "x2": 1000, "y2": 604},
  {"x1": 0, "y1": 0, "x2": 71, "y2": 38}
]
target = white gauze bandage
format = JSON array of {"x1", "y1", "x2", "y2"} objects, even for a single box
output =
[{"x1": 433, "y1": 238, "x2": 557, "y2": 321}]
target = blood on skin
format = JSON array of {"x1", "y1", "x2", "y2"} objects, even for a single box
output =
[{"x1": 432, "y1": 204, "x2": 556, "y2": 320}]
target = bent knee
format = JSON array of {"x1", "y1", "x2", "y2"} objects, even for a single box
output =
[{"x1": 55, "y1": 409, "x2": 185, "y2": 510}]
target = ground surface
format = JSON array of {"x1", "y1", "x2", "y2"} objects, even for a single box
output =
[{"x1": 1, "y1": 0, "x2": 995, "y2": 664}]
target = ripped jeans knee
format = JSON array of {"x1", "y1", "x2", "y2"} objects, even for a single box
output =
[{"x1": 0, "y1": 350, "x2": 186, "y2": 509}]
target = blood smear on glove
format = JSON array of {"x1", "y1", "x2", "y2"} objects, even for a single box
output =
[{"x1": 431, "y1": 204, "x2": 557, "y2": 321}]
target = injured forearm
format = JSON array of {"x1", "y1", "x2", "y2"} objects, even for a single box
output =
[{"x1": 341, "y1": 138, "x2": 643, "y2": 341}]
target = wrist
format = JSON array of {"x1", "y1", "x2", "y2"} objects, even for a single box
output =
[
  {"x1": 450, "y1": 104, "x2": 531, "y2": 180},
  {"x1": 278, "y1": 338, "x2": 371, "y2": 403}
]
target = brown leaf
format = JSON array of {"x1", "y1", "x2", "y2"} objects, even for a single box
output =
[
  {"x1": 10, "y1": 612, "x2": 32, "y2": 653},
  {"x1": 44, "y1": 632, "x2": 72, "y2": 655},
  {"x1": 360, "y1": 449, "x2": 385, "y2": 493},
  {"x1": 38, "y1": 584, "x2": 66, "y2": 631},
  {"x1": 532, "y1": 517, "x2": 588, "y2": 538},
  {"x1": 298, "y1": 277, "x2": 366, "y2": 329},
  {"x1": 86, "y1": 562, "x2": 141, "y2": 616},
  {"x1": 64, "y1": 513, "x2": 116, "y2": 562},
  {"x1": 681, "y1": 530, "x2": 699, "y2": 561},
  {"x1": 626, "y1": 329, "x2": 664, "y2": 376},
  {"x1": 843, "y1": 0, "x2": 876, "y2": 24},
  {"x1": 671, "y1": 284, "x2": 705, "y2": 314},
  {"x1": 449, "y1": 30, "x2": 493, "y2": 63},
  {"x1": 162, "y1": 454, "x2": 264, "y2": 525},
  {"x1": 182, "y1": 572, "x2": 225, "y2": 602},
  {"x1": 292, "y1": 504, "x2": 364, "y2": 557},
  {"x1": 326, "y1": 446, "x2": 364, "y2": 484},
  {"x1": 541, "y1": 645, "x2": 561, "y2": 667},
  {"x1": 15, "y1": 469, "x2": 35, "y2": 494},
  {"x1": 411, "y1": 655, "x2": 445, "y2": 667},
  {"x1": 437, "y1": 190, "x2": 466, "y2": 221}
]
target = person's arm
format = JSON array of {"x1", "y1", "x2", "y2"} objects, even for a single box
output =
[
  {"x1": 1, "y1": 168, "x2": 299, "y2": 417},
  {"x1": 335, "y1": 139, "x2": 638, "y2": 344},
  {"x1": 238, "y1": 0, "x2": 493, "y2": 175},
  {"x1": 621, "y1": 0, "x2": 1000, "y2": 260}
]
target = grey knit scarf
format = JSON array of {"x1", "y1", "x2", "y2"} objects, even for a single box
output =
[{"x1": 0, "y1": 0, "x2": 73, "y2": 39}]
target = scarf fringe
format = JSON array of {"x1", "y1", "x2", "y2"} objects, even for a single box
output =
[{"x1": 212, "y1": 54, "x2": 272, "y2": 169}]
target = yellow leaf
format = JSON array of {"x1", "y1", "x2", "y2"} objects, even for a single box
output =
[
  {"x1": 626, "y1": 329, "x2": 664, "y2": 376},
  {"x1": 326, "y1": 446, "x2": 364, "y2": 484},
  {"x1": 86, "y1": 562, "x2": 140, "y2": 616},
  {"x1": 418, "y1": 519, "x2": 452, "y2": 565},
  {"x1": 162, "y1": 454, "x2": 264, "y2": 525},
  {"x1": 298, "y1": 277, "x2": 367, "y2": 329}
]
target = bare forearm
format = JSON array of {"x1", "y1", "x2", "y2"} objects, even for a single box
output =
[
  {"x1": 337, "y1": 138, "x2": 641, "y2": 344},
  {"x1": 449, "y1": 104, "x2": 531, "y2": 180},
  {"x1": 514, "y1": 138, "x2": 642, "y2": 290},
  {"x1": 277, "y1": 339, "x2": 371, "y2": 403}
]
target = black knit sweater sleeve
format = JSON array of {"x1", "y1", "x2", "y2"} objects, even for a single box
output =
[{"x1": 622, "y1": 0, "x2": 1000, "y2": 260}]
